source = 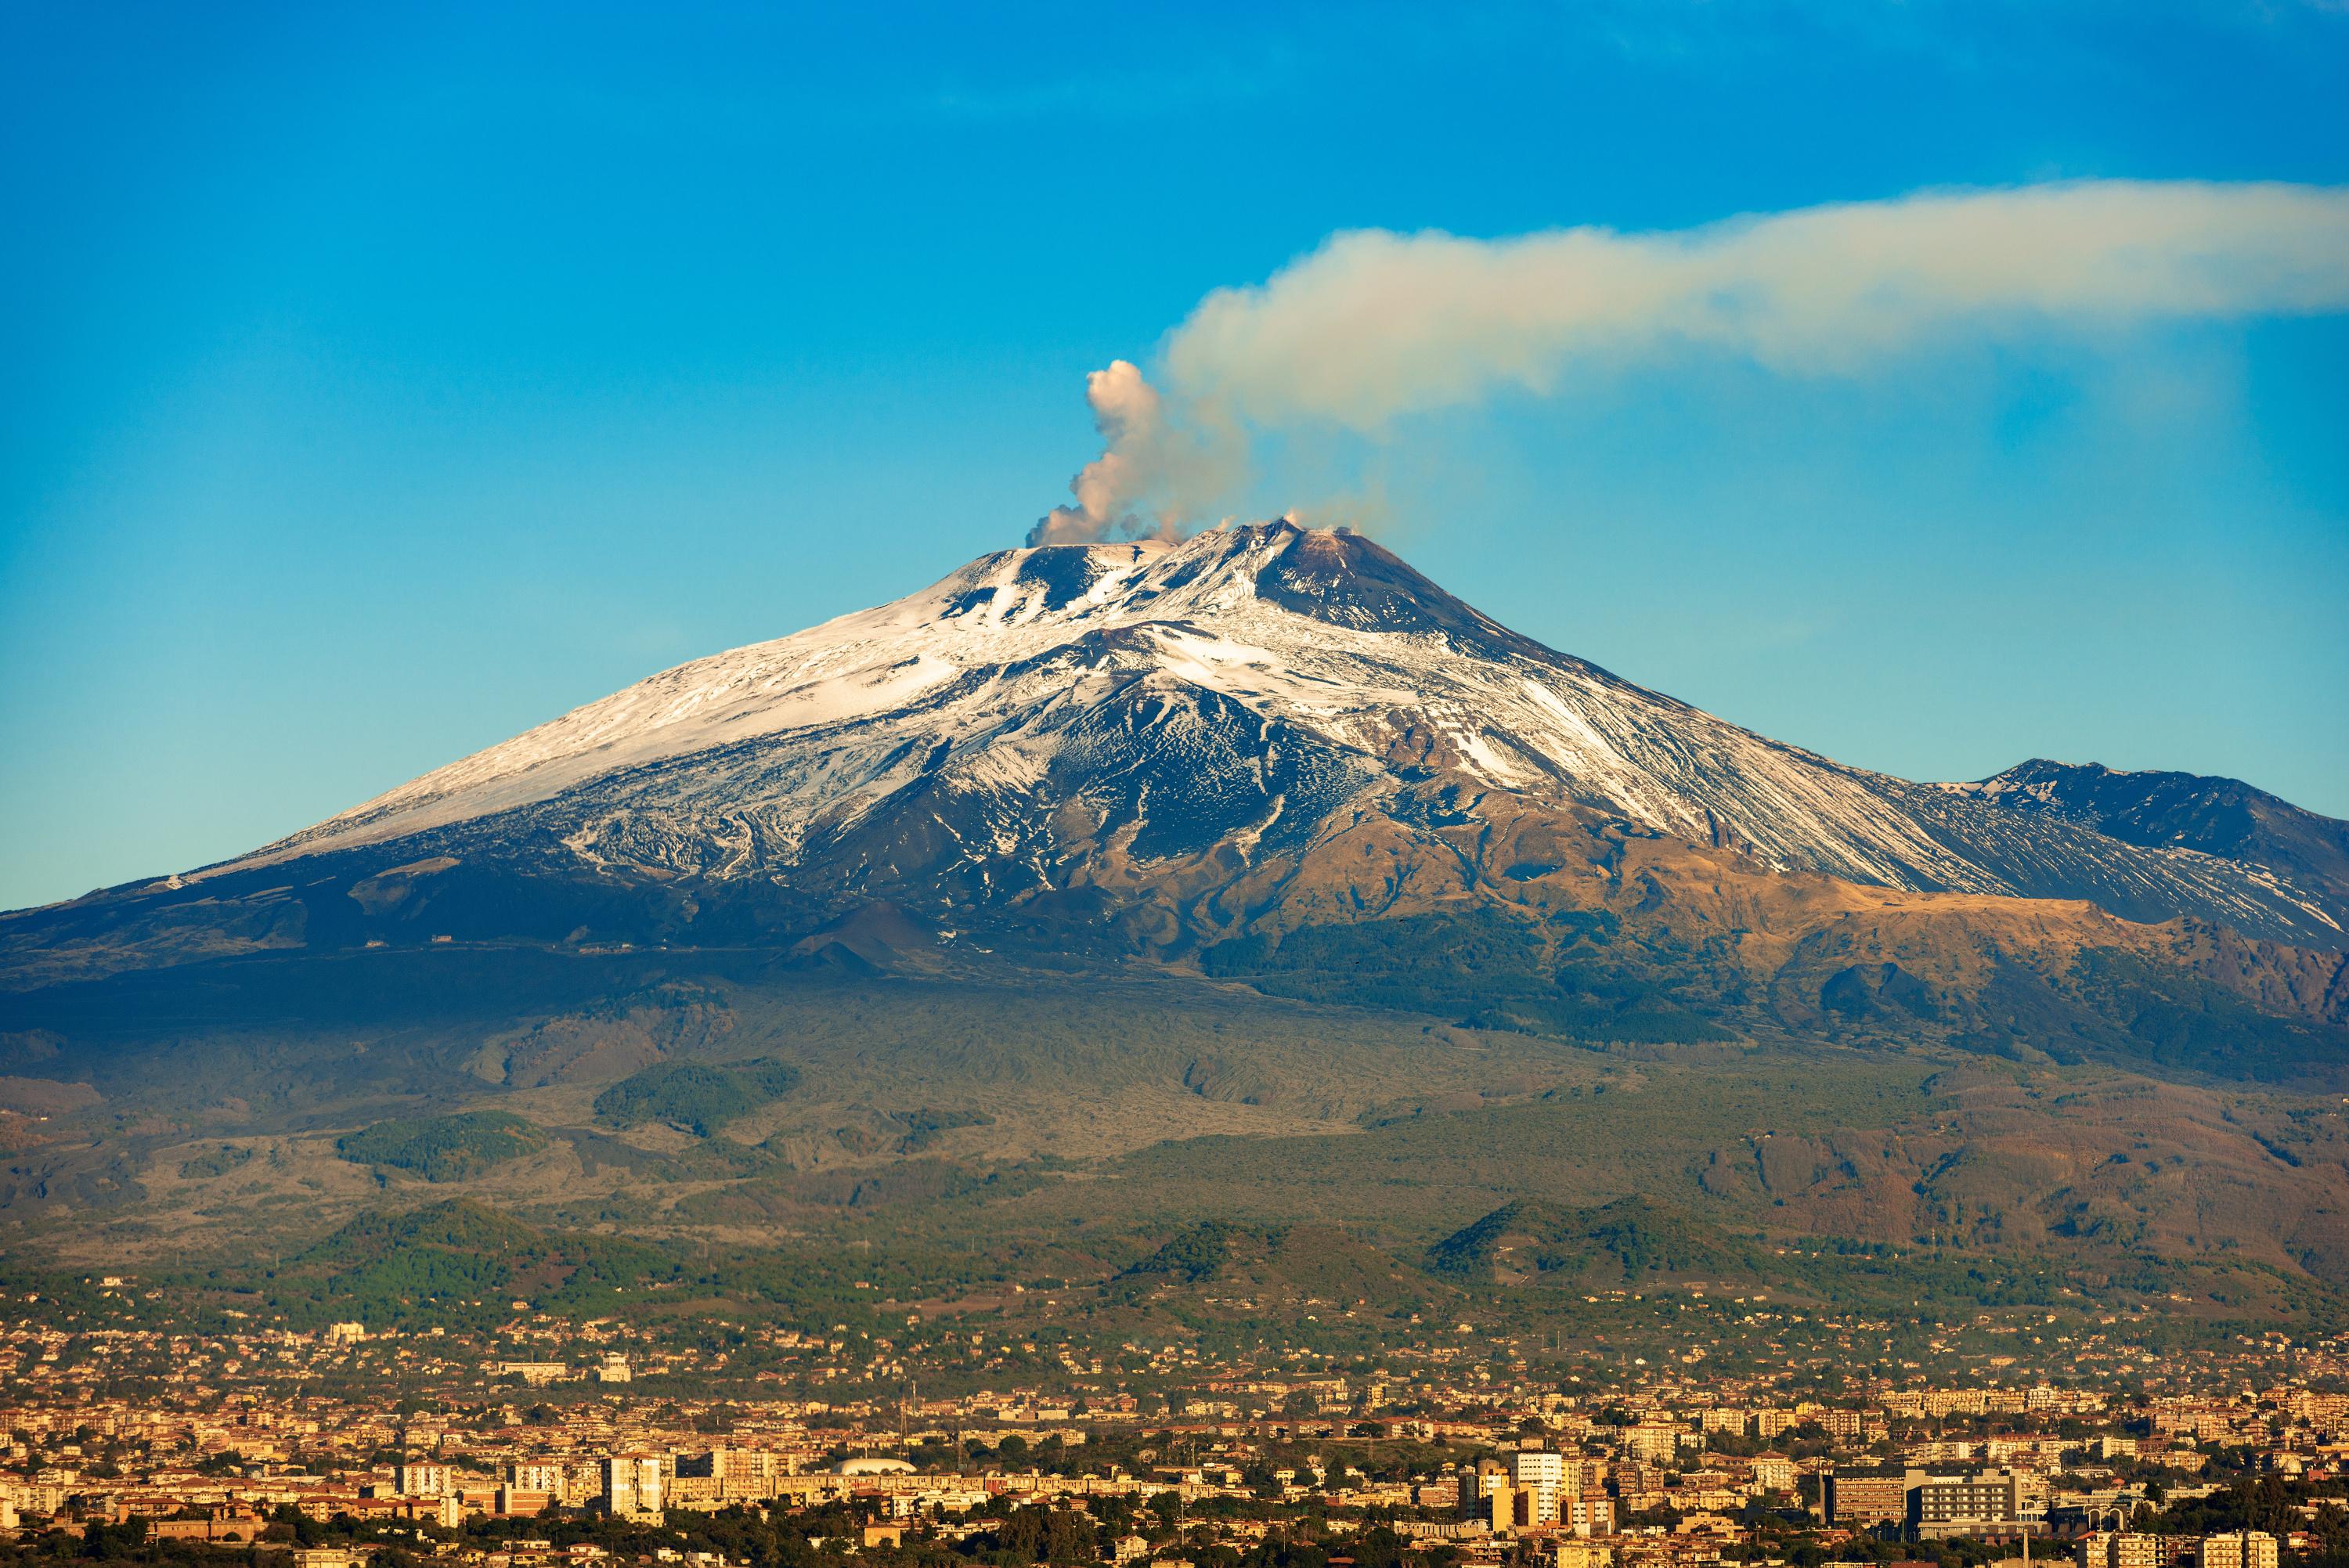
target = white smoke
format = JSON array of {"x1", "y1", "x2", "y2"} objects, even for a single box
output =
[
  {"x1": 1026, "y1": 360, "x2": 1241, "y2": 546},
  {"x1": 1034, "y1": 180, "x2": 2349, "y2": 543}
]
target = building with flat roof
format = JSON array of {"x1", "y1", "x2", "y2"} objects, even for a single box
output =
[
  {"x1": 1828, "y1": 1472, "x2": 1907, "y2": 1528},
  {"x1": 1908, "y1": 1469, "x2": 2024, "y2": 1539},
  {"x1": 2201, "y1": 1534, "x2": 2279, "y2": 1568}
]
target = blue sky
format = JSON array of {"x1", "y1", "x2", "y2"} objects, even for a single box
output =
[{"x1": 3, "y1": 1, "x2": 2345, "y2": 911}]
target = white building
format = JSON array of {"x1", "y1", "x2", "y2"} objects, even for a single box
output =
[
  {"x1": 601, "y1": 1455, "x2": 663, "y2": 1516},
  {"x1": 506, "y1": 1461, "x2": 567, "y2": 1496},
  {"x1": 2079, "y1": 1534, "x2": 2165, "y2": 1568},
  {"x1": 1625, "y1": 1424, "x2": 1687, "y2": 1462},
  {"x1": 395, "y1": 1462, "x2": 453, "y2": 1498},
  {"x1": 1508, "y1": 1449, "x2": 1565, "y2": 1526}
]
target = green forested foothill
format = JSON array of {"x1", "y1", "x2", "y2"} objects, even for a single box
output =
[
  {"x1": 1201, "y1": 910, "x2": 1732, "y2": 1045},
  {"x1": 334, "y1": 1111, "x2": 549, "y2": 1181},
  {"x1": 258, "y1": 1199, "x2": 681, "y2": 1328},
  {"x1": 593, "y1": 1059, "x2": 803, "y2": 1134}
]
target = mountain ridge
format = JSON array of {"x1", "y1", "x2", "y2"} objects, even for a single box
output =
[
  {"x1": 2, "y1": 517, "x2": 2347, "y2": 1308},
  {"x1": 24, "y1": 521, "x2": 2344, "y2": 951},
  {"x1": 1962, "y1": 757, "x2": 2349, "y2": 910}
]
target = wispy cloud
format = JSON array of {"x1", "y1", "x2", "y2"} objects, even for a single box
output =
[{"x1": 1035, "y1": 180, "x2": 2349, "y2": 540}]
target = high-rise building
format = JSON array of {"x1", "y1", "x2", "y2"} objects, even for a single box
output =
[
  {"x1": 1506, "y1": 1449, "x2": 1565, "y2": 1527},
  {"x1": 1625, "y1": 1424, "x2": 1683, "y2": 1462},
  {"x1": 600, "y1": 1456, "x2": 662, "y2": 1517},
  {"x1": 394, "y1": 1463, "x2": 452, "y2": 1498},
  {"x1": 1510, "y1": 1450, "x2": 1564, "y2": 1487},
  {"x1": 1907, "y1": 1469, "x2": 2023, "y2": 1537},
  {"x1": 504, "y1": 1462, "x2": 566, "y2": 1497},
  {"x1": 1827, "y1": 1472, "x2": 1908, "y2": 1528},
  {"x1": 2202, "y1": 1533, "x2": 2279, "y2": 1568},
  {"x1": 1460, "y1": 1460, "x2": 1510, "y2": 1522}
]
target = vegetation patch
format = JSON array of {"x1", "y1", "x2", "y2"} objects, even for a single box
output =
[
  {"x1": 334, "y1": 1110, "x2": 550, "y2": 1181},
  {"x1": 281, "y1": 1199, "x2": 677, "y2": 1328},
  {"x1": 178, "y1": 1144, "x2": 254, "y2": 1180},
  {"x1": 1427, "y1": 1195, "x2": 1759, "y2": 1284},
  {"x1": 2073, "y1": 950, "x2": 2349, "y2": 1082},
  {"x1": 593, "y1": 1059, "x2": 802, "y2": 1135},
  {"x1": 888, "y1": 1107, "x2": 994, "y2": 1151},
  {"x1": 1202, "y1": 909, "x2": 1732, "y2": 1044},
  {"x1": 1125, "y1": 1220, "x2": 1240, "y2": 1283}
]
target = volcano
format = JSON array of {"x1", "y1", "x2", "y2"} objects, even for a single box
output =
[
  {"x1": 39, "y1": 521, "x2": 2347, "y2": 953},
  {"x1": 5, "y1": 522, "x2": 2348, "y2": 1267}
]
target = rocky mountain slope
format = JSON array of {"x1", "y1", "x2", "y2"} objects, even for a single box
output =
[
  {"x1": 1960, "y1": 758, "x2": 2349, "y2": 914},
  {"x1": 4, "y1": 521, "x2": 2348, "y2": 1299},
  {"x1": 221, "y1": 523, "x2": 2349, "y2": 943},
  {"x1": 9, "y1": 522, "x2": 2345, "y2": 978}
]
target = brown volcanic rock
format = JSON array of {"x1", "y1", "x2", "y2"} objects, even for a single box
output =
[{"x1": 1144, "y1": 770, "x2": 2347, "y2": 1067}]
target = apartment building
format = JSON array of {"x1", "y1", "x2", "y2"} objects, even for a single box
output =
[
  {"x1": 1908, "y1": 1469, "x2": 2023, "y2": 1537},
  {"x1": 599, "y1": 1455, "x2": 662, "y2": 1517},
  {"x1": 2201, "y1": 1533, "x2": 2280, "y2": 1568},
  {"x1": 2078, "y1": 1534, "x2": 2164, "y2": 1568},
  {"x1": 1827, "y1": 1472, "x2": 1908, "y2": 1527}
]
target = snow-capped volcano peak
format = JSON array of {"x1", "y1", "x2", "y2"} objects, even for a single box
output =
[
  {"x1": 225, "y1": 521, "x2": 2345, "y2": 947},
  {"x1": 875, "y1": 521, "x2": 1519, "y2": 646},
  {"x1": 264, "y1": 523, "x2": 1522, "y2": 854}
]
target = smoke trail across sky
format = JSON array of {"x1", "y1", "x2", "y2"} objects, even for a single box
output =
[{"x1": 1034, "y1": 179, "x2": 2349, "y2": 544}]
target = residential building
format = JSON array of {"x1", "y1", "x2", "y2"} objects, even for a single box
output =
[
  {"x1": 2202, "y1": 1534, "x2": 2279, "y2": 1568},
  {"x1": 600, "y1": 1455, "x2": 662, "y2": 1516},
  {"x1": 1909, "y1": 1469, "x2": 2023, "y2": 1537},
  {"x1": 1828, "y1": 1472, "x2": 1908, "y2": 1528},
  {"x1": 2079, "y1": 1534, "x2": 2165, "y2": 1568}
]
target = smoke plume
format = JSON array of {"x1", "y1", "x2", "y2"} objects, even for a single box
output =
[
  {"x1": 1026, "y1": 360, "x2": 1239, "y2": 546},
  {"x1": 1034, "y1": 180, "x2": 2349, "y2": 543}
]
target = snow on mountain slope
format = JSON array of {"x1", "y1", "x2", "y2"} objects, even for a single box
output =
[{"x1": 228, "y1": 521, "x2": 2344, "y2": 946}]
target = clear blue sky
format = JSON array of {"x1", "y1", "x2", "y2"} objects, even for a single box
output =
[{"x1": 4, "y1": 1, "x2": 2346, "y2": 911}]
